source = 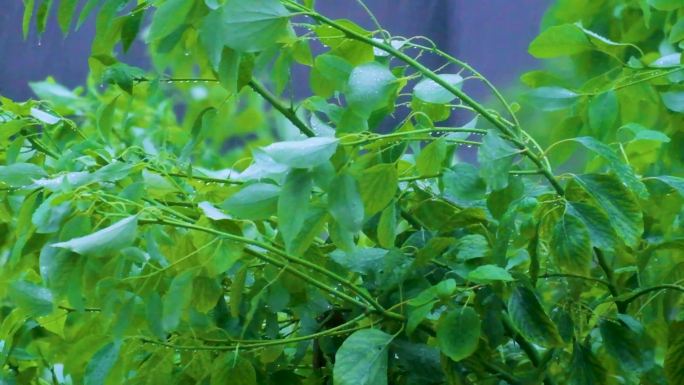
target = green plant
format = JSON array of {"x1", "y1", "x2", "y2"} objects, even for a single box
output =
[{"x1": 0, "y1": 0, "x2": 682, "y2": 384}]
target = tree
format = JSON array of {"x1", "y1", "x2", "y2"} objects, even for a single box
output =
[{"x1": 0, "y1": 0, "x2": 682, "y2": 384}]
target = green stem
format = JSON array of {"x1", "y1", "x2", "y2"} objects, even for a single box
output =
[
  {"x1": 248, "y1": 79, "x2": 316, "y2": 137},
  {"x1": 594, "y1": 249, "x2": 626, "y2": 313},
  {"x1": 621, "y1": 284, "x2": 684, "y2": 306},
  {"x1": 284, "y1": 1, "x2": 565, "y2": 196}
]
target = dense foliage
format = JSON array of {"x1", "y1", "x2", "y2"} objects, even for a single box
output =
[{"x1": 1, "y1": 0, "x2": 683, "y2": 384}]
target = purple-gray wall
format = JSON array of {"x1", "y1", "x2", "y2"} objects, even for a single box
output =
[{"x1": 0, "y1": 1, "x2": 549, "y2": 100}]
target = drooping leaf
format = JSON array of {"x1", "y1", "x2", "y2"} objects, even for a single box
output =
[
  {"x1": 328, "y1": 173, "x2": 365, "y2": 232},
  {"x1": 568, "y1": 342, "x2": 607, "y2": 385},
  {"x1": 346, "y1": 62, "x2": 398, "y2": 116},
  {"x1": 567, "y1": 201, "x2": 619, "y2": 251},
  {"x1": 507, "y1": 286, "x2": 563, "y2": 348},
  {"x1": 261, "y1": 137, "x2": 339, "y2": 168},
  {"x1": 416, "y1": 139, "x2": 447, "y2": 176},
  {"x1": 529, "y1": 24, "x2": 592, "y2": 58},
  {"x1": 162, "y1": 270, "x2": 194, "y2": 332},
  {"x1": 278, "y1": 169, "x2": 312, "y2": 253},
  {"x1": 147, "y1": 0, "x2": 194, "y2": 41},
  {"x1": 51, "y1": 215, "x2": 138, "y2": 256},
  {"x1": 210, "y1": 353, "x2": 257, "y2": 385},
  {"x1": 587, "y1": 91, "x2": 618, "y2": 134},
  {"x1": 600, "y1": 318, "x2": 653, "y2": 372},
  {"x1": 9, "y1": 280, "x2": 53, "y2": 317},
  {"x1": 333, "y1": 329, "x2": 394, "y2": 385},
  {"x1": 358, "y1": 163, "x2": 398, "y2": 216},
  {"x1": 467, "y1": 264, "x2": 515, "y2": 283},
  {"x1": 665, "y1": 322, "x2": 684, "y2": 385},
  {"x1": 221, "y1": 183, "x2": 280, "y2": 220},
  {"x1": 572, "y1": 174, "x2": 643, "y2": 247},
  {"x1": 437, "y1": 307, "x2": 481, "y2": 361},
  {"x1": 207, "y1": 0, "x2": 290, "y2": 53},
  {"x1": 478, "y1": 131, "x2": 518, "y2": 191},
  {"x1": 571, "y1": 137, "x2": 648, "y2": 199},
  {"x1": 413, "y1": 74, "x2": 464, "y2": 104},
  {"x1": 0, "y1": 163, "x2": 47, "y2": 187},
  {"x1": 550, "y1": 211, "x2": 592, "y2": 274},
  {"x1": 84, "y1": 342, "x2": 121, "y2": 385}
]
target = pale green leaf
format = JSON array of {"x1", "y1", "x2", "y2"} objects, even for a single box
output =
[
  {"x1": 478, "y1": 131, "x2": 518, "y2": 191},
  {"x1": 359, "y1": 163, "x2": 398, "y2": 216},
  {"x1": 221, "y1": 183, "x2": 280, "y2": 220},
  {"x1": 328, "y1": 173, "x2": 364, "y2": 232},
  {"x1": 51, "y1": 216, "x2": 138, "y2": 256},
  {"x1": 278, "y1": 169, "x2": 312, "y2": 253},
  {"x1": 413, "y1": 74, "x2": 463, "y2": 104},
  {"x1": 417, "y1": 139, "x2": 447, "y2": 176},
  {"x1": 262, "y1": 137, "x2": 339, "y2": 168},
  {"x1": 529, "y1": 24, "x2": 592, "y2": 58},
  {"x1": 84, "y1": 343, "x2": 121, "y2": 385}
]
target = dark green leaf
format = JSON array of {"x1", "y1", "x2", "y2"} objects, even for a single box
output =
[
  {"x1": 333, "y1": 329, "x2": 393, "y2": 385},
  {"x1": 437, "y1": 307, "x2": 481, "y2": 361},
  {"x1": 507, "y1": 286, "x2": 563, "y2": 348},
  {"x1": 550, "y1": 211, "x2": 592, "y2": 274},
  {"x1": 84, "y1": 343, "x2": 121, "y2": 385},
  {"x1": 568, "y1": 342, "x2": 606, "y2": 385},
  {"x1": 478, "y1": 131, "x2": 518, "y2": 191},
  {"x1": 278, "y1": 170, "x2": 312, "y2": 253},
  {"x1": 328, "y1": 173, "x2": 364, "y2": 232}
]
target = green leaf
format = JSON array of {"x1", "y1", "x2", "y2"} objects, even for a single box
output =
[
  {"x1": 550, "y1": 211, "x2": 592, "y2": 274},
  {"x1": 211, "y1": 353, "x2": 257, "y2": 385},
  {"x1": 262, "y1": 137, "x2": 339, "y2": 168},
  {"x1": 148, "y1": 0, "x2": 194, "y2": 41},
  {"x1": 102, "y1": 63, "x2": 146, "y2": 94},
  {"x1": 57, "y1": 0, "x2": 78, "y2": 34},
  {"x1": 333, "y1": 329, "x2": 393, "y2": 385},
  {"x1": 618, "y1": 123, "x2": 671, "y2": 143},
  {"x1": 51, "y1": 215, "x2": 138, "y2": 256},
  {"x1": 572, "y1": 174, "x2": 643, "y2": 247},
  {"x1": 649, "y1": 0, "x2": 684, "y2": 11},
  {"x1": 84, "y1": 342, "x2": 121, "y2": 385},
  {"x1": 571, "y1": 137, "x2": 649, "y2": 199},
  {"x1": 443, "y1": 163, "x2": 487, "y2": 201},
  {"x1": 221, "y1": 183, "x2": 280, "y2": 220},
  {"x1": 529, "y1": 24, "x2": 592, "y2": 58},
  {"x1": 661, "y1": 91, "x2": 684, "y2": 113},
  {"x1": 453, "y1": 234, "x2": 490, "y2": 261},
  {"x1": 278, "y1": 170, "x2": 312, "y2": 253},
  {"x1": 507, "y1": 286, "x2": 563, "y2": 348},
  {"x1": 9, "y1": 280, "x2": 53, "y2": 316},
  {"x1": 210, "y1": 0, "x2": 290, "y2": 53},
  {"x1": 526, "y1": 87, "x2": 579, "y2": 111},
  {"x1": 96, "y1": 96, "x2": 118, "y2": 141},
  {"x1": 437, "y1": 307, "x2": 481, "y2": 361},
  {"x1": 328, "y1": 173, "x2": 365, "y2": 232},
  {"x1": 567, "y1": 201, "x2": 619, "y2": 251},
  {"x1": 648, "y1": 176, "x2": 684, "y2": 197},
  {"x1": 669, "y1": 18, "x2": 684, "y2": 43},
  {"x1": 467, "y1": 265, "x2": 514, "y2": 283},
  {"x1": 665, "y1": 322, "x2": 684, "y2": 385},
  {"x1": 162, "y1": 270, "x2": 194, "y2": 332},
  {"x1": 32, "y1": 194, "x2": 71, "y2": 234},
  {"x1": 600, "y1": 318, "x2": 653, "y2": 372},
  {"x1": 0, "y1": 163, "x2": 47, "y2": 187},
  {"x1": 359, "y1": 163, "x2": 398, "y2": 216},
  {"x1": 36, "y1": 0, "x2": 53, "y2": 34},
  {"x1": 377, "y1": 203, "x2": 397, "y2": 248},
  {"x1": 121, "y1": 10, "x2": 143, "y2": 53},
  {"x1": 478, "y1": 131, "x2": 518, "y2": 191},
  {"x1": 413, "y1": 74, "x2": 464, "y2": 104},
  {"x1": 417, "y1": 139, "x2": 447, "y2": 176},
  {"x1": 568, "y1": 342, "x2": 606, "y2": 385},
  {"x1": 346, "y1": 62, "x2": 398, "y2": 116},
  {"x1": 588, "y1": 91, "x2": 618, "y2": 134},
  {"x1": 23, "y1": 0, "x2": 35, "y2": 39}
]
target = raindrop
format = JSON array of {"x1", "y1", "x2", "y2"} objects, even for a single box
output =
[
  {"x1": 184, "y1": 51, "x2": 190, "y2": 57},
  {"x1": 37, "y1": 37, "x2": 42, "y2": 47}
]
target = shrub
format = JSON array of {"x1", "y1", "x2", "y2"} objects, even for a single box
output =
[{"x1": 1, "y1": 0, "x2": 682, "y2": 384}]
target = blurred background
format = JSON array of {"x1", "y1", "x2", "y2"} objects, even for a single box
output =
[{"x1": 0, "y1": 0, "x2": 550, "y2": 100}]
